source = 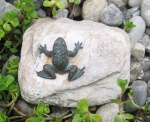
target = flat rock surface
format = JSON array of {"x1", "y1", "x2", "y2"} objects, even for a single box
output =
[{"x1": 18, "y1": 18, "x2": 130, "y2": 107}]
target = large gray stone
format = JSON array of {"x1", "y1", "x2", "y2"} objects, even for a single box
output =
[
  {"x1": 82, "y1": 0, "x2": 107, "y2": 22},
  {"x1": 100, "y1": 4, "x2": 123, "y2": 26},
  {"x1": 124, "y1": 80, "x2": 147, "y2": 113},
  {"x1": 96, "y1": 103, "x2": 119, "y2": 122},
  {"x1": 128, "y1": 16, "x2": 146, "y2": 47},
  {"x1": 141, "y1": 0, "x2": 150, "y2": 27},
  {"x1": 123, "y1": 7, "x2": 140, "y2": 20},
  {"x1": 18, "y1": 18, "x2": 130, "y2": 107}
]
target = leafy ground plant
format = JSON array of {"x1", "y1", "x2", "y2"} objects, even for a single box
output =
[
  {"x1": 111, "y1": 79, "x2": 149, "y2": 122},
  {"x1": 26, "y1": 102, "x2": 50, "y2": 122},
  {"x1": 43, "y1": 0, "x2": 65, "y2": 16},
  {"x1": 71, "y1": 99, "x2": 102, "y2": 122},
  {"x1": 0, "y1": 0, "x2": 37, "y2": 70},
  {"x1": 124, "y1": 20, "x2": 136, "y2": 33}
]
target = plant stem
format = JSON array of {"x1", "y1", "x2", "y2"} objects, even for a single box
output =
[
  {"x1": 129, "y1": 96, "x2": 141, "y2": 110},
  {"x1": 69, "y1": 3, "x2": 76, "y2": 19},
  {"x1": 13, "y1": 106, "x2": 27, "y2": 116},
  {"x1": 7, "y1": 102, "x2": 15, "y2": 115}
]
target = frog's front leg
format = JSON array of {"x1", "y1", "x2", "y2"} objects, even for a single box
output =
[
  {"x1": 65, "y1": 65, "x2": 85, "y2": 81},
  {"x1": 39, "y1": 44, "x2": 52, "y2": 57},
  {"x1": 68, "y1": 41, "x2": 83, "y2": 57},
  {"x1": 36, "y1": 64, "x2": 57, "y2": 79}
]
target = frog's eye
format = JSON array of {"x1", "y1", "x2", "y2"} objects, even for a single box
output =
[
  {"x1": 62, "y1": 41, "x2": 65, "y2": 45},
  {"x1": 54, "y1": 41, "x2": 57, "y2": 45}
]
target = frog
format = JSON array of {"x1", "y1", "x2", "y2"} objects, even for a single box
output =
[{"x1": 36, "y1": 37, "x2": 85, "y2": 81}]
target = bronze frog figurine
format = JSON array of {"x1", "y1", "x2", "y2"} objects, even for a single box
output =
[{"x1": 36, "y1": 37, "x2": 85, "y2": 81}]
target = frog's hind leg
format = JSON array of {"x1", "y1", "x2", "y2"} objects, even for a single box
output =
[
  {"x1": 36, "y1": 64, "x2": 57, "y2": 79},
  {"x1": 65, "y1": 65, "x2": 85, "y2": 81}
]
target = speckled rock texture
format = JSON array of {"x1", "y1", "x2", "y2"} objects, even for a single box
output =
[
  {"x1": 82, "y1": 0, "x2": 107, "y2": 22},
  {"x1": 18, "y1": 18, "x2": 130, "y2": 107}
]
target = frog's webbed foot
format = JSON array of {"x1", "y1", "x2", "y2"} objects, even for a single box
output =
[
  {"x1": 36, "y1": 64, "x2": 57, "y2": 79},
  {"x1": 75, "y1": 41, "x2": 83, "y2": 49},
  {"x1": 67, "y1": 65, "x2": 85, "y2": 81}
]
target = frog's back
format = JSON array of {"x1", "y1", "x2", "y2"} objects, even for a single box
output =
[{"x1": 52, "y1": 37, "x2": 69, "y2": 70}]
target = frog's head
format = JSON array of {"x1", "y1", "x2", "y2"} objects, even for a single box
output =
[{"x1": 54, "y1": 37, "x2": 66, "y2": 46}]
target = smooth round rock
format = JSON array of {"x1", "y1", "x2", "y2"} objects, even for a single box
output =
[
  {"x1": 37, "y1": 8, "x2": 46, "y2": 18},
  {"x1": 53, "y1": 9, "x2": 69, "y2": 19},
  {"x1": 33, "y1": 0, "x2": 43, "y2": 10},
  {"x1": 128, "y1": 16, "x2": 146, "y2": 47},
  {"x1": 123, "y1": 7, "x2": 140, "y2": 20},
  {"x1": 128, "y1": 0, "x2": 142, "y2": 7},
  {"x1": 107, "y1": 0, "x2": 128, "y2": 10},
  {"x1": 16, "y1": 99, "x2": 33, "y2": 115},
  {"x1": 141, "y1": 0, "x2": 150, "y2": 27},
  {"x1": 96, "y1": 103, "x2": 118, "y2": 122},
  {"x1": 82, "y1": 0, "x2": 107, "y2": 22},
  {"x1": 124, "y1": 80, "x2": 147, "y2": 113},
  {"x1": 131, "y1": 43, "x2": 145, "y2": 61},
  {"x1": 100, "y1": 4, "x2": 123, "y2": 26}
]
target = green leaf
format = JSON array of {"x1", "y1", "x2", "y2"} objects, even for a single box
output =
[
  {"x1": 0, "y1": 29, "x2": 5, "y2": 38},
  {"x1": 8, "y1": 65, "x2": 19, "y2": 70},
  {"x1": 69, "y1": 0, "x2": 74, "y2": 3},
  {"x1": 52, "y1": 7, "x2": 57, "y2": 16},
  {"x1": 110, "y1": 99, "x2": 119, "y2": 104},
  {"x1": 3, "y1": 23, "x2": 11, "y2": 32},
  {"x1": 114, "y1": 115, "x2": 123, "y2": 122},
  {"x1": 14, "y1": 29, "x2": 22, "y2": 34},
  {"x1": 0, "y1": 111, "x2": 10, "y2": 122},
  {"x1": 77, "y1": 99, "x2": 88, "y2": 113},
  {"x1": 0, "y1": 83, "x2": 6, "y2": 91},
  {"x1": 5, "y1": 75, "x2": 14, "y2": 87},
  {"x1": 7, "y1": 70, "x2": 18, "y2": 77},
  {"x1": 75, "y1": 0, "x2": 80, "y2": 4},
  {"x1": 122, "y1": 100, "x2": 131, "y2": 104},
  {"x1": 9, "y1": 48, "x2": 18, "y2": 53},
  {"x1": 125, "y1": 113, "x2": 134, "y2": 120},
  {"x1": 43, "y1": 1, "x2": 54, "y2": 7},
  {"x1": 4, "y1": 10, "x2": 18, "y2": 21},
  {"x1": 72, "y1": 114, "x2": 83, "y2": 122},
  {"x1": 89, "y1": 113, "x2": 102, "y2": 122},
  {"x1": 26, "y1": 117, "x2": 44, "y2": 122},
  {"x1": 30, "y1": 10, "x2": 37, "y2": 18},
  {"x1": 10, "y1": 18, "x2": 19, "y2": 27},
  {"x1": 0, "y1": 18, "x2": 3, "y2": 25},
  {"x1": 10, "y1": 58, "x2": 19, "y2": 66},
  {"x1": 55, "y1": 116, "x2": 62, "y2": 122},
  {"x1": 117, "y1": 79, "x2": 128, "y2": 92},
  {"x1": 21, "y1": 0, "x2": 33, "y2": 3},
  {"x1": 35, "y1": 102, "x2": 50, "y2": 118},
  {"x1": 141, "y1": 104, "x2": 149, "y2": 111},
  {"x1": 5, "y1": 40, "x2": 12, "y2": 48},
  {"x1": 128, "y1": 90, "x2": 134, "y2": 97},
  {"x1": 0, "y1": 93, "x2": 3, "y2": 99},
  {"x1": 56, "y1": 2, "x2": 65, "y2": 8}
]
